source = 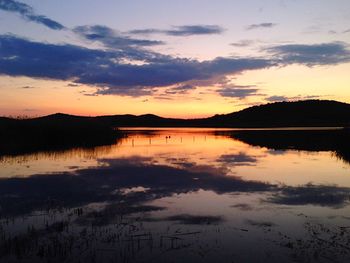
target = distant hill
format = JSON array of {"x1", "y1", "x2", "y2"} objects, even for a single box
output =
[
  {"x1": 2, "y1": 100, "x2": 350, "y2": 156},
  {"x1": 98, "y1": 100, "x2": 350, "y2": 127},
  {"x1": 2, "y1": 100, "x2": 350, "y2": 128},
  {"x1": 206, "y1": 100, "x2": 350, "y2": 127}
]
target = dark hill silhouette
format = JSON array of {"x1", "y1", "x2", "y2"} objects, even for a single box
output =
[
  {"x1": 2, "y1": 100, "x2": 350, "y2": 128},
  {"x1": 78, "y1": 100, "x2": 350, "y2": 127},
  {"x1": 0, "y1": 113, "x2": 122, "y2": 156},
  {"x1": 1, "y1": 100, "x2": 350, "y2": 157},
  {"x1": 95, "y1": 100, "x2": 350, "y2": 127},
  {"x1": 208, "y1": 100, "x2": 350, "y2": 127}
]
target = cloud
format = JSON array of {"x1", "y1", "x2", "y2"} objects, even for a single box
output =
[
  {"x1": 154, "y1": 96, "x2": 173, "y2": 100},
  {"x1": 217, "y1": 85, "x2": 260, "y2": 99},
  {"x1": 128, "y1": 29, "x2": 160, "y2": 35},
  {"x1": 230, "y1": 40, "x2": 256, "y2": 47},
  {"x1": 246, "y1": 23, "x2": 277, "y2": 30},
  {"x1": 0, "y1": 35, "x2": 272, "y2": 96},
  {"x1": 96, "y1": 86, "x2": 155, "y2": 97},
  {"x1": 0, "y1": 0, "x2": 64, "y2": 30},
  {"x1": 165, "y1": 25, "x2": 224, "y2": 36},
  {"x1": 129, "y1": 25, "x2": 224, "y2": 36},
  {"x1": 1, "y1": 35, "x2": 349, "y2": 97},
  {"x1": 22, "y1": 108, "x2": 37, "y2": 112},
  {"x1": 265, "y1": 95, "x2": 289, "y2": 102},
  {"x1": 164, "y1": 84, "x2": 196, "y2": 95},
  {"x1": 266, "y1": 42, "x2": 350, "y2": 66},
  {"x1": 265, "y1": 95, "x2": 323, "y2": 102},
  {"x1": 67, "y1": 83, "x2": 80, "y2": 87},
  {"x1": 0, "y1": 34, "x2": 110, "y2": 80},
  {"x1": 19, "y1": 85, "x2": 36, "y2": 89},
  {"x1": 74, "y1": 25, "x2": 164, "y2": 48}
]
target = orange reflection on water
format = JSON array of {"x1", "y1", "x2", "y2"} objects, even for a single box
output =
[{"x1": 1, "y1": 128, "x2": 350, "y2": 188}]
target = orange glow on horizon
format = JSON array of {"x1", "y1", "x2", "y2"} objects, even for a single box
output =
[{"x1": 1, "y1": 63, "x2": 350, "y2": 118}]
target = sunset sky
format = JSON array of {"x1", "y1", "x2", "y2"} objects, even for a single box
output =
[{"x1": 1, "y1": 0, "x2": 350, "y2": 118}]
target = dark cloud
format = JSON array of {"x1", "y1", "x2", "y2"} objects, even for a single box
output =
[
  {"x1": 0, "y1": 34, "x2": 110, "y2": 80},
  {"x1": 74, "y1": 25, "x2": 164, "y2": 48},
  {"x1": 246, "y1": 23, "x2": 277, "y2": 30},
  {"x1": 154, "y1": 96, "x2": 173, "y2": 100},
  {"x1": 303, "y1": 95, "x2": 323, "y2": 99},
  {"x1": 302, "y1": 25, "x2": 321, "y2": 34},
  {"x1": 0, "y1": 0, "x2": 64, "y2": 30},
  {"x1": 1, "y1": 34, "x2": 349, "y2": 97},
  {"x1": 96, "y1": 86, "x2": 155, "y2": 97},
  {"x1": 19, "y1": 85, "x2": 36, "y2": 89},
  {"x1": 164, "y1": 84, "x2": 196, "y2": 95},
  {"x1": 265, "y1": 95, "x2": 289, "y2": 102},
  {"x1": 265, "y1": 95, "x2": 323, "y2": 102},
  {"x1": 266, "y1": 42, "x2": 350, "y2": 66},
  {"x1": 129, "y1": 25, "x2": 224, "y2": 36},
  {"x1": 128, "y1": 28, "x2": 160, "y2": 35},
  {"x1": 22, "y1": 108, "x2": 37, "y2": 112},
  {"x1": 166, "y1": 25, "x2": 224, "y2": 36},
  {"x1": 230, "y1": 40, "x2": 256, "y2": 47},
  {"x1": 0, "y1": 35, "x2": 272, "y2": 96},
  {"x1": 79, "y1": 90, "x2": 99, "y2": 97},
  {"x1": 67, "y1": 83, "x2": 80, "y2": 87},
  {"x1": 217, "y1": 85, "x2": 260, "y2": 99}
]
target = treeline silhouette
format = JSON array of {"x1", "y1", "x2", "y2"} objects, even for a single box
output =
[
  {"x1": 208, "y1": 100, "x2": 350, "y2": 127},
  {"x1": 3, "y1": 100, "x2": 350, "y2": 129},
  {"x1": 2, "y1": 100, "x2": 350, "y2": 156},
  {"x1": 0, "y1": 113, "x2": 122, "y2": 156},
  {"x1": 96, "y1": 100, "x2": 350, "y2": 127},
  {"x1": 44, "y1": 100, "x2": 350, "y2": 128}
]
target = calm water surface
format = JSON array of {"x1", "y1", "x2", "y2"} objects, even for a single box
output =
[{"x1": 1, "y1": 128, "x2": 350, "y2": 262}]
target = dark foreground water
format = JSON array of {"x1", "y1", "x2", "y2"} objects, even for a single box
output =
[{"x1": 1, "y1": 128, "x2": 350, "y2": 263}]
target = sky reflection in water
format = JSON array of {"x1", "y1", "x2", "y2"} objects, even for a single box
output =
[{"x1": 1, "y1": 128, "x2": 350, "y2": 262}]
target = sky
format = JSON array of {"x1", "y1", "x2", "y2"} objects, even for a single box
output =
[{"x1": 0, "y1": 0, "x2": 350, "y2": 118}]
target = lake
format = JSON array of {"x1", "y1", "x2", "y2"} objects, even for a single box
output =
[{"x1": 1, "y1": 128, "x2": 350, "y2": 263}]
